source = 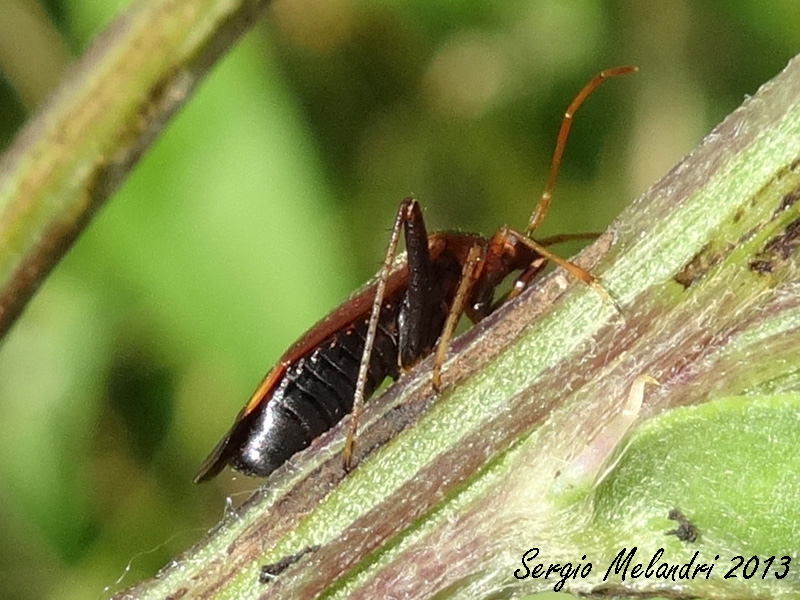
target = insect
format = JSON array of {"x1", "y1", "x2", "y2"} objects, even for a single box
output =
[{"x1": 193, "y1": 66, "x2": 636, "y2": 483}]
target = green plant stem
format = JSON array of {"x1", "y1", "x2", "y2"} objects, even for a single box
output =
[
  {"x1": 0, "y1": 0, "x2": 271, "y2": 340},
  {"x1": 113, "y1": 55, "x2": 800, "y2": 600}
]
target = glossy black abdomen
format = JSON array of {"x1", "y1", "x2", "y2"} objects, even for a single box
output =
[{"x1": 232, "y1": 307, "x2": 401, "y2": 477}]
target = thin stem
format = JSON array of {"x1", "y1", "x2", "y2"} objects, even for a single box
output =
[{"x1": 0, "y1": 0, "x2": 271, "y2": 340}]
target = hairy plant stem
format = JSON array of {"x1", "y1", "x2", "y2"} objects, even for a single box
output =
[{"x1": 115, "y1": 55, "x2": 800, "y2": 600}]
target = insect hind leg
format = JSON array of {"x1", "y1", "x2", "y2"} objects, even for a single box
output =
[{"x1": 344, "y1": 197, "x2": 436, "y2": 470}]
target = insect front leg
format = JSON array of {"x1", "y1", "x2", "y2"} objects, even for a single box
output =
[
  {"x1": 503, "y1": 229, "x2": 621, "y2": 312},
  {"x1": 465, "y1": 226, "x2": 613, "y2": 323},
  {"x1": 502, "y1": 232, "x2": 602, "y2": 305}
]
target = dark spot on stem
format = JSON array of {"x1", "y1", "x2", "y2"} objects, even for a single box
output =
[
  {"x1": 674, "y1": 243, "x2": 729, "y2": 289},
  {"x1": 736, "y1": 225, "x2": 759, "y2": 247},
  {"x1": 665, "y1": 508, "x2": 698, "y2": 543},
  {"x1": 259, "y1": 545, "x2": 321, "y2": 584},
  {"x1": 749, "y1": 216, "x2": 800, "y2": 274},
  {"x1": 749, "y1": 257, "x2": 774, "y2": 274},
  {"x1": 774, "y1": 188, "x2": 800, "y2": 217},
  {"x1": 584, "y1": 586, "x2": 699, "y2": 599}
]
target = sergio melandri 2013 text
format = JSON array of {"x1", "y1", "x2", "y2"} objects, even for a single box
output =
[{"x1": 514, "y1": 547, "x2": 791, "y2": 593}]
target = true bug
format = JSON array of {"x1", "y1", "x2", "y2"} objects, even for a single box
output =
[{"x1": 194, "y1": 66, "x2": 635, "y2": 483}]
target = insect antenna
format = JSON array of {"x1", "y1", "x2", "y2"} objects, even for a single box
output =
[{"x1": 526, "y1": 65, "x2": 638, "y2": 238}]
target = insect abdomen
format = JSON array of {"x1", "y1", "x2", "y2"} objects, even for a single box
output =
[{"x1": 232, "y1": 310, "x2": 401, "y2": 478}]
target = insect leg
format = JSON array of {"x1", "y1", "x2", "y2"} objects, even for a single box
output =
[
  {"x1": 503, "y1": 232, "x2": 601, "y2": 305},
  {"x1": 343, "y1": 197, "x2": 428, "y2": 469},
  {"x1": 431, "y1": 243, "x2": 483, "y2": 391},
  {"x1": 535, "y1": 232, "x2": 601, "y2": 246},
  {"x1": 514, "y1": 231, "x2": 620, "y2": 310}
]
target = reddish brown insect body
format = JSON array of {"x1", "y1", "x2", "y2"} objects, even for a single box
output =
[{"x1": 194, "y1": 66, "x2": 635, "y2": 484}]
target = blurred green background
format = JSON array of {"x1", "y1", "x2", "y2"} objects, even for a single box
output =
[{"x1": 0, "y1": 1, "x2": 798, "y2": 599}]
